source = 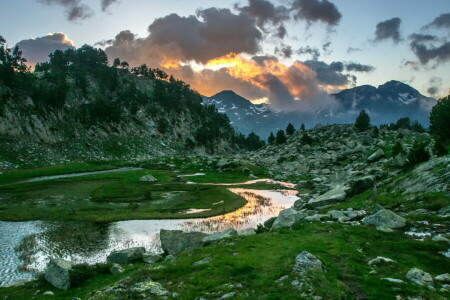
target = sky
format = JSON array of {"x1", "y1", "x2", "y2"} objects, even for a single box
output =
[{"x1": 1, "y1": 0, "x2": 449, "y2": 110}]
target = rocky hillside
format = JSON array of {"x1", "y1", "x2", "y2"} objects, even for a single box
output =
[
  {"x1": 203, "y1": 81, "x2": 436, "y2": 138},
  {"x1": 0, "y1": 45, "x2": 244, "y2": 170}
]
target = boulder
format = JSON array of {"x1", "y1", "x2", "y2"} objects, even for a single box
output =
[
  {"x1": 44, "y1": 258, "x2": 72, "y2": 290},
  {"x1": 293, "y1": 199, "x2": 306, "y2": 210},
  {"x1": 109, "y1": 263, "x2": 124, "y2": 274},
  {"x1": 142, "y1": 253, "x2": 163, "y2": 264},
  {"x1": 271, "y1": 208, "x2": 306, "y2": 230},
  {"x1": 362, "y1": 209, "x2": 406, "y2": 229},
  {"x1": 368, "y1": 256, "x2": 395, "y2": 265},
  {"x1": 107, "y1": 247, "x2": 145, "y2": 264},
  {"x1": 292, "y1": 251, "x2": 323, "y2": 276},
  {"x1": 307, "y1": 186, "x2": 349, "y2": 208},
  {"x1": 202, "y1": 228, "x2": 237, "y2": 244},
  {"x1": 367, "y1": 149, "x2": 385, "y2": 162},
  {"x1": 263, "y1": 217, "x2": 277, "y2": 229},
  {"x1": 160, "y1": 230, "x2": 207, "y2": 256},
  {"x1": 238, "y1": 228, "x2": 256, "y2": 236},
  {"x1": 435, "y1": 273, "x2": 450, "y2": 282},
  {"x1": 348, "y1": 175, "x2": 375, "y2": 196},
  {"x1": 139, "y1": 174, "x2": 157, "y2": 182},
  {"x1": 406, "y1": 268, "x2": 434, "y2": 288}
]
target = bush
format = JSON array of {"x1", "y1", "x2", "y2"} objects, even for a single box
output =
[
  {"x1": 301, "y1": 133, "x2": 314, "y2": 145},
  {"x1": 392, "y1": 141, "x2": 404, "y2": 156},
  {"x1": 407, "y1": 140, "x2": 430, "y2": 168},
  {"x1": 275, "y1": 130, "x2": 287, "y2": 144},
  {"x1": 433, "y1": 138, "x2": 448, "y2": 157}
]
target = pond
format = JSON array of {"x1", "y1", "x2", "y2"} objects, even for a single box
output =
[{"x1": 0, "y1": 187, "x2": 298, "y2": 287}]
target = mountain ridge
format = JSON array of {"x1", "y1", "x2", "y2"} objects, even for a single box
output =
[{"x1": 203, "y1": 80, "x2": 437, "y2": 138}]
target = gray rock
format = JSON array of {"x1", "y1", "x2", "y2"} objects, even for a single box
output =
[
  {"x1": 367, "y1": 149, "x2": 385, "y2": 162},
  {"x1": 193, "y1": 257, "x2": 212, "y2": 266},
  {"x1": 348, "y1": 175, "x2": 375, "y2": 196},
  {"x1": 293, "y1": 199, "x2": 306, "y2": 210},
  {"x1": 435, "y1": 273, "x2": 450, "y2": 282},
  {"x1": 432, "y1": 235, "x2": 449, "y2": 242},
  {"x1": 362, "y1": 209, "x2": 406, "y2": 229},
  {"x1": 368, "y1": 256, "x2": 395, "y2": 265},
  {"x1": 293, "y1": 251, "x2": 323, "y2": 276},
  {"x1": 202, "y1": 228, "x2": 237, "y2": 244},
  {"x1": 328, "y1": 210, "x2": 346, "y2": 221},
  {"x1": 142, "y1": 253, "x2": 163, "y2": 264},
  {"x1": 406, "y1": 268, "x2": 434, "y2": 288},
  {"x1": 109, "y1": 263, "x2": 124, "y2": 274},
  {"x1": 307, "y1": 186, "x2": 349, "y2": 208},
  {"x1": 376, "y1": 225, "x2": 394, "y2": 233},
  {"x1": 304, "y1": 214, "x2": 329, "y2": 222},
  {"x1": 393, "y1": 153, "x2": 408, "y2": 167},
  {"x1": 44, "y1": 258, "x2": 72, "y2": 290},
  {"x1": 219, "y1": 292, "x2": 236, "y2": 299},
  {"x1": 263, "y1": 217, "x2": 277, "y2": 229},
  {"x1": 271, "y1": 208, "x2": 306, "y2": 230},
  {"x1": 381, "y1": 278, "x2": 404, "y2": 284},
  {"x1": 160, "y1": 230, "x2": 207, "y2": 255},
  {"x1": 139, "y1": 174, "x2": 157, "y2": 182},
  {"x1": 107, "y1": 247, "x2": 145, "y2": 264},
  {"x1": 43, "y1": 291, "x2": 55, "y2": 296},
  {"x1": 237, "y1": 228, "x2": 256, "y2": 236}
]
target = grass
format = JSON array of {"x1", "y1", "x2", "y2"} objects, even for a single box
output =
[
  {"x1": 0, "y1": 162, "x2": 116, "y2": 185},
  {"x1": 0, "y1": 165, "x2": 281, "y2": 222},
  {"x1": 2, "y1": 222, "x2": 448, "y2": 299}
]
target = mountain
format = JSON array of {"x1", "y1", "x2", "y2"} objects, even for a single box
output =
[
  {"x1": 0, "y1": 45, "x2": 244, "y2": 169},
  {"x1": 203, "y1": 81, "x2": 437, "y2": 139}
]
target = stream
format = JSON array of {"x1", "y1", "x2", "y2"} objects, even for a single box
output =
[{"x1": 0, "y1": 180, "x2": 298, "y2": 287}]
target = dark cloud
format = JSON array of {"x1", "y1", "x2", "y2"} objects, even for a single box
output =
[
  {"x1": 100, "y1": 0, "x2": 118, "y2": 11},
  {"x1": 322, "y1": 41, "x2": 332, "y2": 55},
  {"x1": 409, "y1": 33, "x2": 450, "y2": 64},
  {"x1": 291, "y1": 0, "x2": 342, "y2": 26},
  {"x1": 345, "y1": 62, "x2": 375, "y2": 72},
  {"x1": 374, "y1": 17, "x2": 402, "y2": 43},
  {"x1": 424, "y1": 13, "x2": 450, "y2": 30},
  {"x1": 256, "y1": 73, "x2": 297, "y2": 110},
  {"x1": 16, "y1": 33, "x2": 75, "y2": 64},
  {"x1": 409, "y1": 33, "x2": 438, "y2": 42},
  {"x1": 148, "y1": 8, "x2": 262, "y2": 63},
  {"x1": 303, "y1": 60, "x2": 352, "y2": 86},
  {"x1": 281, "y1": 46, "x2": 293, "y2": 58},
  {"x1": 297, "y1": 46, "x2": 320, "y2": 60},
  {"x1": 347, "y1": 47, "x2": 361, "y2": 53},
  {"x1": 235, "y1": 0, "x2": 289, "y2": 28},
  {"x1": 276, "y1": 25, "x2": 287, "y2": 39},
  {"x1": 252, "y1": 55, "x2": 278, "y2": 66},
  {"x1": 39, "y1": 0, "x2": 93, "y2": 21},
  {"x1": 427, "y1": 76, "x2": 442, "y2": 96}
]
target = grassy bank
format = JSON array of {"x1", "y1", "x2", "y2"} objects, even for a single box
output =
[
  {"x1": 1, "y1": 222, "x2": 448, "y2": 299},
  {"x1": 0, "y1": 164, "x2": 280, "y2": 222}
]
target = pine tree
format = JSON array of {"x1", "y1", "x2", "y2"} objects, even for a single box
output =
[
  {"x1": 355, "y1": 110, "x2": 371, "y2": 132},
  {"x1": 300, "y1": 123, "x2": 305, "y2": 131},
  {"x1": 286, "y1": 123, "x2": 295, "y2": 136},
  {"x1": 430, "y1": 95, "x2": 450, "y2": 142},
  {"x1": 275, "y1": 130, "x2": 287, "y2": 144},
  {"x1": 268, "y1": 132, "x2": 275, "y2": 145}
]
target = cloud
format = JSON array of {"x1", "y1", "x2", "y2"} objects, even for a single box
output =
[
  {"x1": 252, "y1": 55, "x2": 278, "y2": 66},
  {"x1": 347, "y1": 47, "x2": 361, "y2": 53},
  {"x1": 403, "y1": 60, "x2": 420, "y2": 71},
  {"x1": 427, "y1": 76, "x2": 442, "y2": 96},
  {"x1": 235, "y1": 0, "x2": 289, "y2": 29},
  {"x1": 39, "y1": 0, "x2": 93, "y2": 21},
  {"x1": 100, "y1": 0, "x2": 118, "y2": 11},
  {"x1": 302, "y1": 60, "x2": 352, "y2": 86},
  {"x1": 297, "y1": 46, "x2": 320, "y2": 60},
  {"x1": 345, "y1": 62, "x2": 375, "y2": 72},
  {"x1": 291, "y1": 0, "x2": 342, "y2": 27},
  {"x1": 16, "y1": 33, "x2": 75, "y2": 64},
  {"x1": 409, "y1": 33, "x2": 450, "y2": 64},
  {"x1": 374, "y1": 17, "x2": 402, "y2": 43},
  {"x1": 424, "y1": 13, "x2": 450, "y2": 30}
]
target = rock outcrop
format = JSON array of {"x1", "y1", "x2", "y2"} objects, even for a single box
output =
[
  {"x1": 362, "y1": 209, "x2": 406, "y2": 230},
  {"x1": 107, "y1": 247, "x2": 146, "y2": 265},
  {"x1": 160, "y1": 230, "x2": 207, "y2": 256},
  {"x1": 44, "y1": 258, "x2": 72, "y2": 290}
]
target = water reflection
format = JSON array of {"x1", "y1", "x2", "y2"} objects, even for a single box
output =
[{"x1": 0, "y1": 188, "x2": 298, "y2": 286}]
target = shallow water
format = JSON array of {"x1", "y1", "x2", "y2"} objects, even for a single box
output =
[{"x1": 0, "y1": 187, "x2": 298, "y2": 287}]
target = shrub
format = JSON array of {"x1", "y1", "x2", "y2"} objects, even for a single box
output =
[{"x1": 407, "y1": 140, "x2": 430, "y2": 168}]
